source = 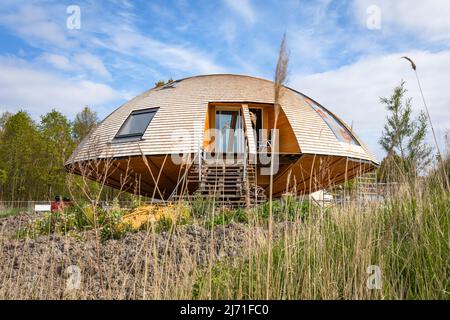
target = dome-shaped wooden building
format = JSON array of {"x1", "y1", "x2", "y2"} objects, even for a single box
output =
[{"x1": 66, "y1": 74, "x2": 378, "y2": 204}]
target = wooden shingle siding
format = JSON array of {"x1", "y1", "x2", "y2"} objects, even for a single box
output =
[{"x1": 67, "y1": 74, "x2": 378, "y2": 165}]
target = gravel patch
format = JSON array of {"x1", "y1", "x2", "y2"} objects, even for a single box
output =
[{"x1": 0, "y1": 214, "x2": 269, "y2": 299}]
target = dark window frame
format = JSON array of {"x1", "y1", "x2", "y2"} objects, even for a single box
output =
[{"x1": 114, "y1": 108, "x2": 159, "y2": 139}]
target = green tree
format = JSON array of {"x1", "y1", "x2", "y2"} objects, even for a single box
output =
[
  {"x1": 0, "y1": 111, "x2": 12, "y2": 132},
  {"x1": 0, "y1": 168, "x2": 6, "y2": 186},
  {"x1": 0, "y1": 111, "x2": 42, "y2": 200},
  {"x1": 38, "y1": 110, "x2": 75, "y2": 198},
  {"x1": 0, "y1": 109, "x2": 127, "y2": 202},
  {"x1": 0, "y1": 110, "x2": 7, "y2": 188},
  {"x1": 73, "y1": 106, "x2": 98, "y2": 143},
  {"x1": 379, "y1": 81, "x2": 432, "y2": 178}
]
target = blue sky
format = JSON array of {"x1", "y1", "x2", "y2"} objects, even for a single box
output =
[{"x1": 0, "y1": 0, "x2": 449, "y2": 160}]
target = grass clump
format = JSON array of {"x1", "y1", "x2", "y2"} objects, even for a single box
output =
[
  {"x1": 16, "y1": 200, "x2": 131, "y2": 241},
  {"x1": 153, "y1": 203, "x2": 192, "y2": 232},
  {"x1": 191, "y1": 178, "x2": 449, "y2": 300},
  {"x1": 0, "y1": 208, "x2": 23, "y2": 218},
  {"x1": 259, "y1": 197, "x2": 310, "y2": 222},
  {"x1": 205, "y1": 207, "x2": 248, "y2": 228}
]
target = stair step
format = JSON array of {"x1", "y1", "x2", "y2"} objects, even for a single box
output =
[
  {"x1": 200, "y1": 185, "x2": 242, "y2": 189},
  {"x1": 201, "y1": 189, "x2": 241, "y2": 192},
  {"x1": 203, "y1": 179, "x2": 242, "y2": 183},
  {"x1": 180, "y1": 160, "x2": 265, "y2": 207},
  {"x1": 204, "y1": 174, "x2": 242, "y2": 177},
  {"x1": 204, "y1": 179, "x2": 242, "y2": 181}
]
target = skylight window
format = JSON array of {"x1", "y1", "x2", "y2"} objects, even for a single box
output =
[
  {"x1": 303, "y1": 97, "x2": 360, "y2": 146},
  {"x1": 115, "y1": 108, "x2": 158, "y2": 139}
]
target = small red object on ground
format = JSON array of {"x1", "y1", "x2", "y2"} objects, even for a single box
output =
[{"x1": 51, "y1": 196, "x2": 72, "y2": 212}]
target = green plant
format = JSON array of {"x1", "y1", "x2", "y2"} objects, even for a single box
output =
[
  {"x1": 260, "y1": 200, "x2": 282, "y2": 220},
  {"x1": 155, "y1": 203, "x2": 192, "y2": 232},
  {"x1": 233, "y1": 207, "x2": 248, "y2": 223},
  {"x1": 101, "y1": 220, "x2": 132, "y2": 241},
  {"x1": 259, "y1": 198, "x2": 309, "y2": 222},
  {"x1": 205, "y1": 207, "x2": 248, "y2": 228},
  {"x1": 190, "y1": 195, "x2": 214, "y2": 219},
  {"x1": 100, "y1": 201, "x2": 129, "y2": 241},
  {"x1": 379, "y1": 81, "x2": 432, "y2": 176},
  {"x1": 190, "y1": 176, "x2": 449, "y2": 300},
  {"x1": 16, "y1": 199, "x2": 132, "y2": 241},
  {"x1": 27, "y1": 212, "x2": 57, "y2": 236},
  {"x1": 0, "y1": 208, "x2": 23, "y2": 218}
]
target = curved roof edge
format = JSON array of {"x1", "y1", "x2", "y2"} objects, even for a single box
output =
[{"x1": 66, "y1": 74, "x2": 378, "y2": 165}]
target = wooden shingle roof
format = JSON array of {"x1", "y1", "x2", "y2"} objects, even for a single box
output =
[{"x1": 67, "y1": 74, "x2": 378, "y2": 164}]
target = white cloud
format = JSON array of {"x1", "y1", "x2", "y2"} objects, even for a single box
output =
[
  {"x1": 0, "y1": 3, "x2": 75, "y2": 48},
  {"x1": 107, "y1": 31, "x2": 225, "y2": 74},
  {"x1": 39, "y1": 53, "x2": 74, "y2": 71},
  {"x1": 0, "y1": 1, "x2": 225, "y2": 77},
  {"x1": 0, "y1": 56, "x2": 123, "y2": 119},
  {"x1": 291, "y1": 50, "x2": 450, "y2": 160},
  {"x1": 352, "y1": 0, "x2": 450, "y2": 42},
  {"x1": 38, "y1": 53, "x2": 111, "y2": 79},
  {"x1": 73, "y1": 53, "x2": 111, "y2": 78},
  {"x1": 224, "y1": 0, "x2": 256, "y2": 24}
]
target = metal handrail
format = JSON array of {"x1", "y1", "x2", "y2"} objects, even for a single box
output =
[
  {"x1": 243, "y1": 138, "x2": 248, "y2": 183},
  {"x1": 198, "y1": 146, "x2": 202, "y2": 182}
]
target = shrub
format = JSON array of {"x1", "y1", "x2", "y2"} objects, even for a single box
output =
[
  {"x1": 17, "y1": 200, "x2": 130, "y2": 241},
  {"x1": 191, "y1": 176, "x2": 449, "y2": 299},
  {"x1": 190, "y1": 195, "x2": 214, "y2": 219},
  {"x1": 205, "y1": 207, "x2": 248, "y2": 228},
  {"x1": 100, "y1": 201, "x2": 130, "y2": 241},
  {"x1": 259, "y1": 198, "x2": 310, "y2": 222},
  {"x1": 154, "y1": 203, "x2": 192, "y2": 232},
  {"x1": 0, "y1": 208, "x2": 23, "y2": 218}
]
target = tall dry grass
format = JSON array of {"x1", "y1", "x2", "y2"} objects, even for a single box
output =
[
  {"x1": 0, "y1": 161, "x2": 448, "y2": 299},
  {"x1": 193, "y1": 176, "x2": 449, "y2": 299},
  {"x1": 0, "y1": 105, "x2": 449, "y2": 300}
]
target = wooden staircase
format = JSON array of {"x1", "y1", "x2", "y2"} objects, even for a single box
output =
[
  {"x1": 197, "y1": 163, "x2": 245, "y2": 205},
  {"x1": 171, "y1": 159, "x2": 266, "y2": 207}
]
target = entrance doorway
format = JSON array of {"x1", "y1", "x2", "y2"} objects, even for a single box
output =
[
  {"x1": 215, "y1": 108, "x2": 244, "y2": 153},
  {"x1": 249, "y1": 108, "x2": 262, "y2": 150}
]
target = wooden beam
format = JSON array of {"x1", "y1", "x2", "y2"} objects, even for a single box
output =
[
  {"x1": 147, "y1": 156, "x2": 177, "y2": 185},
  {"x1": 111, "y1": 160, "x2": 156, "y2": 191}
]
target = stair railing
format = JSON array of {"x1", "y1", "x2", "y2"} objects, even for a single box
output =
[
  {"x1": 198, "y1": 145, "x2": 202, "y2": 182},
  {"x1": 243, "y1": 129, "x2": 249, "y2": 184}
]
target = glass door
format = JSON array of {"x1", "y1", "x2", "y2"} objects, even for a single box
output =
[{"x1": 215, "y1": 109, "x2": 244, "y2": 153}]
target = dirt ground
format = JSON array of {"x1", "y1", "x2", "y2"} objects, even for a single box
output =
[{"x1": 0, "y1": 213, "x2": 268, "y2": 299}]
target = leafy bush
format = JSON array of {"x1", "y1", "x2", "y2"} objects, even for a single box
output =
[
  {"x1": 17, "y1": 200, "x2": 130, "y2": 241},
  {"x1": 100, "y1": 201, "x2": 132, "y2": 240},
  {"x1": 153, "y1": 203, "x2": 192, "y2": 232},
  {"x1": 191, "y1": 177, "x2": 449, "y2": 299},
  {"x1": 190, "y1": 196, "x2": 215, "y2": 219},
  {"x1": 259, "y1": 197, "x2": 310, "y2": 222},
  {"x1": 205, "y1": 207, "x2": 248, "y2": 228},
  {"x1": 0, "y1": 208, "x2": 23, "y2": 218}
]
